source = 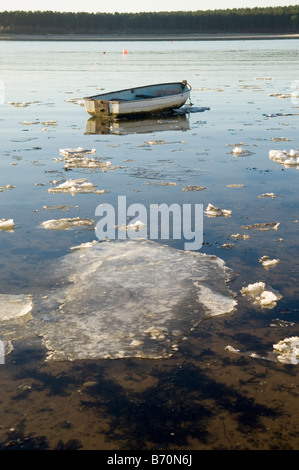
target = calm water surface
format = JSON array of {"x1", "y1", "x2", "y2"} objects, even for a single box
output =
[{"x1": 0, "y1": 39, "x2": 299, "y2": 450}]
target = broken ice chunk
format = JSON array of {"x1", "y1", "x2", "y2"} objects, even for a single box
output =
[
  {"x1": 269, "y1": 149, "x2": 299, "y2": 168},
  {"x1": 225, "y1": 345, "x2": 240, "y2": 354},
  {"x1": 33, "y1": 239, "x2": 237, "y2": 361},
  {"x1": 241, "y1": 281, "x2": 282, "y2": 309},
  {"x1": 273, "y1": 337, "x2": 299, "y2": 365},
  {"x1": 227, "y1": 184, "x2": 245, "y2": 188},
  {"x1": 241, "y1": 222, "x2": 280, "y2": 231},
  {"x1": 0, "y1": 185, "x2": 15, "y2": 192},
  {"x1": 259, "y1": 256, "x2": 280, "y2": 269},
  {"x1": 233, "y1": 146, "x2": 244, "y2": 155},
  {"x1": 0, "y1": 294, "x2": 33, "y2": 321},
  {"x1": 8, "y1": 101, "x2": 30, "y2": 107},
  {"x1": 47, "y1": 178, "x2": 106, "y2": 195},
  {"x1": 0, "y1": 219, "x2": 15, "y2": 232},
  {"x1": 204, "y1": 203, "x2": 231, "y2": 217},
  {"x1": 70, "y1": 240, "x2": 98, "y2": 250},
  {"x1": 182, "y1": 185, "x2": 206, "y2": 191},
  {"x1": 41, "y1": 217, "x2": 94, "y2": 230},
  {"x1": 230, "y1": 233, "x2": 250, "y2": 240},
  {"x1": 258, "y1": 193, "x2": 281, "y2": 198},
  {"x1": 59, "y1": 147, "x2": 96, "y2": 156}
]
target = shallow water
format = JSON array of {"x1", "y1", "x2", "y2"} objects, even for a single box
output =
[{"x1": 0, "y1": 39, "x2": 299, "y2": 450}]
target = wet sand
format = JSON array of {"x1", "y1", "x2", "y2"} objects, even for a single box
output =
[
  {"x1": 1, "y1": 32, "x2": 299, "y2": 41},
  {"x1": 1, "y1": 311, "x2": 299, "y2": 451}
]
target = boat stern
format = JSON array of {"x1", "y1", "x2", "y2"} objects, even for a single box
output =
[{"x1": 83, "y1": 98, "x2": 111, "y2": 117}]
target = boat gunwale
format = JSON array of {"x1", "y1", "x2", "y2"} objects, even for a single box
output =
[{"x1": 83, "y1": 81, "x2": 191, "y2": 103}]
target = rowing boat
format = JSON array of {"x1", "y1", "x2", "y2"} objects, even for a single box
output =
[{"x1": 83, "y1": 80, "x2": 191, "y2": 117}]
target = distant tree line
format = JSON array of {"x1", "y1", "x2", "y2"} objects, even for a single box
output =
[{"x1": 0, "y1": 6, "x2": 298, "y2": 34}]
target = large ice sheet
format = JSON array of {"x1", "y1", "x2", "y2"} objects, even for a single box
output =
[{"x1": 34, "y1": 240, "x2": 237, "y2": 361}]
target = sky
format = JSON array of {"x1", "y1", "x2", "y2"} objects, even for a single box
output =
[{"x1": 0, "y1": 0, "x2": 299, "y2": 13}]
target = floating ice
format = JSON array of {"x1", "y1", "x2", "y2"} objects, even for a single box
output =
[
  {"x1": 0, "y1": 294, "x2": 33, "y2": 321},
  {"x1": 59, "y1": 147, "x2": 96, "y2": 156},
  {"x1": 41, "y1": 217, "x2": 94, "y2": 230},
  {"x1": 230, "y1": 233, "x2": 250, "y2": 240},
  {"x1": 58, "y1": 147, "x2": 115, "y2": 171},
  {"x1": 259, "y1": 256, "x2": 280, "y2": 269},
  {"x1": 241, "y1": 222, "x2": 280, "y2": 231},
  {"x1": 8, "y1": 101, "x2": 30, "y2": 107},
  {"x1": 268, "y1": 93, "x2": 292, "y2": 99},
  {"x1": 182, "y1": 185, "x2": 206, "y2": 192},
  {"x1": 254, "y1": 77, "x2": 272, "y2": 80},
  {"x1": 32, "y1": 240, "x2": 237, "y2": 361},
  {"x1": 233, "y1": 146, "x2": 244, "y2": 155},
  {"x1": 126, "y1": 220, "x2": 147, "y2": 231},
  {"x1": 70, "y1": 240, "x2": 98, "y2": 250},
  {"x1": 204, "y1": 203, "x2": 231, "y2": 217},
  {"x1": 269, "y1": 149, "x2": 299, "y2": 168},
  {"x1": 0, "y1": 185, "x2": 15, "y2": 192},
  {"x1": 258, "y1": 193, "x2": 281, "y2": 198},
  {"x1": 20, "y1": 120, "x2": 57, "y2": 126},
  {"x1": 48, "y1": 178, "x2": 106, "y2": 195},
  {"x1": 174, "y1": 105, "x2": 210, "y2": 115},
  {"x1": 241, "y1": 281, "x2": 282, "y2": 309},
  {"x1": 0, "y1": 219, "x2": 15, "y2": 231},
  {"x1": 227, "y1": 184, "x2": 245, "y2": 188},
  {"x1": 273, "y1": 337, "x2": 299, "y2": 365},
  {"x1": 65, "y1": 98, "x2": 84, "y2": 106},
  {"x1": 63, "y1": 155, "x2": 116, "y2": 171},
  {"x1": 225, "y1": 345, "x2": 240, "y2": 353}
]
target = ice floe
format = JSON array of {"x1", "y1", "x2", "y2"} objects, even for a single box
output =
[
  {"x1": 65, "y1": 98, "x2": 84, "y2": 106},
  {"x1": 47, "y1": 178, "x2": 106, "y2": 195},
  {"x1": 254, "y1": 77, "x2": 272, "y2": 80},
  {"x1": 41, "y1": 217, "x2": 94, "y2": 230},
  {"x1": 230, "y1": 233, "x2": 250, "y2": 240},
  {"x1": 269, "y1": 149, "x2": 299, "y2": 168},
  {"x1": 268, "y1": 93, "x2": 292, "y2": 99},
  {"x1": 259, "y1": 256, "x2": 280, "y2": 270},
  {"x1": 20, "y1": 120, "x2": 57, "y2": 126},
  {"x1": 24, "y1": 240, "x2": 237, "y2": 361},
  {"x1": 273, "y1": 337, "x2": 299, "y2": 365},
  {"x1": 8, "y1": 101, "x2": 30, "y2": 107},
  {"x1": 241, "y1": 222, "x2": 280, "y2": 231},
  {"x1": 258, "y1": 193, "x2": 282, "y2": 198},
  {"x1": 204, "y1": 203, "x2": 231, "y2": 217},
  {"x1": 225, "y1": 345, "x2": 240, "y2": 354},
  {"x1": 117, "y1": 220, "x2": 147, "y2": 232},
  {"x1": 241, "y1": 281, "x2": 282, "y2": 309},
  {"x1": 0, "y1": 294, "x2": 33, "y2": 322},
  {"x1": 0, "y1": 184, "x2": 15, "y2": 192},
  {"x1": 59, "y1": 147, "x2": 96, "y2": 156},
  {"x1": 63, "y1": 155, "x2": 116, "y2": 171},
  {"x1": 182, "y1": 185, "x2": 206, "y2": 191},
  {"x1": 57, "y1": 147, "x2": 117, "y2": 172},
  {"x1": 227, "y1": 184, "x2": 245, "y2": 188},
  {"x1": 70, "y1": 240, "x2": 98, "y2": 251},
  {"x1": 0, "y1": 219, "x2": 15, "y2": 232},
  {"x1": 225, "y1": 336, "x2": 299, "y2": 365},
  {"x1": 233, "y1": 146, "x2": 244, "y2": 155}
]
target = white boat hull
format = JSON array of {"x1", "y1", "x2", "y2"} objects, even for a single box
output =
[{"x1": 83, "y1": 81, "x2": 191, "y2": 117}]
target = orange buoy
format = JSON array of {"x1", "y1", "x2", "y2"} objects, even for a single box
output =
[{"x1": 123, "y1": 49, "x2": 128, "y2": 55}]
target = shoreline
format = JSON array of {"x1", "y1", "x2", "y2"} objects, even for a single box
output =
[{"x1": 1, "y1": 32, "x2": 299, "y2": 41}]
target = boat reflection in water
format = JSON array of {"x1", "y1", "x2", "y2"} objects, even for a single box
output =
[{"x1": 84, "y1": 114, "x2": 190, "y2": 136}]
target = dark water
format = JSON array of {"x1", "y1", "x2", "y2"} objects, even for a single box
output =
[{"x1": 0, "y1": 39, "x2": 299, "y2": 450}]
